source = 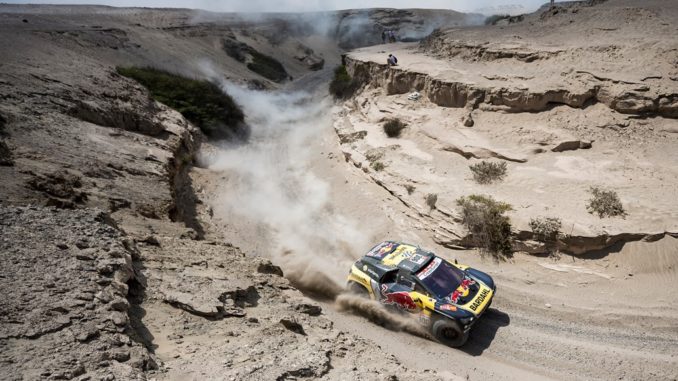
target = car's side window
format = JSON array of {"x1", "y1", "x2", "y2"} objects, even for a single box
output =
[
  {"x1": 400, "y1": 278, "x2": 415, "y2": 290},
  {"x1": 396, "y1": 271, "x2": 414, "y2": 288},
  {"x1": 381, "y1": 270, "x2": 397, "y2": 285}
]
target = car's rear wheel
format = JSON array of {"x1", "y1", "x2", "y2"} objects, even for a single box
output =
[
  {"x1": 432, "y1": 318, "x2": 469, "y2": 347},
  {"x1": 347, "y1": 281, "x2": 370, "y2": 298}
]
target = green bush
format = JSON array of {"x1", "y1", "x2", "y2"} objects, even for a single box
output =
[
  {"x1": 469, "y1": 161, "x2": 507, "y2": 184},
  {"x1": 383, "y1": 118, "x2": 406, "y2": 138},
  {"x1": 529, "y1": 216, "x2": 562, "y2": 242},
  {"x1": 586, "y1": 186, "x2": 626, "y2": 218},
  {"x1": 247, "y1": 50, "x2": 289, "y2": 83},
  {"x1": 223, "y1": 39, "x2": 247, "y2": 63},
  {"x1": 457, "y1": 194, "x2": 513, "y2": 258},
  {"x1": 116, "y1": 66, "x2": 245, "y2": 140},
  {"x1": 329, "y1": 65, "x2": 358, "y2": 99}
]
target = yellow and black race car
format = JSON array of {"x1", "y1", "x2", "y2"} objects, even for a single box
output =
[{"x1": 347, "y1": 241, "x2": 496, "y2": 347}]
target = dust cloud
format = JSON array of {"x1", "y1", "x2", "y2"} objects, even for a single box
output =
[
  {"x1": 335, "y1": 294, "x2": 433, "y2": 339},
  {"x1": 199, "y1": 81, "x2": 367, "y2": 295},
  {"x1": 198, "y1": 63, "x2": 437, "y2": 337}
]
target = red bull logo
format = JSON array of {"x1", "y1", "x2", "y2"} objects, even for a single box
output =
[
  {"x1": 449, "y1": 278, "x2": 475, "y2": 304},
  {"x1": 382, "y1": 291, "x2": 418, "y2": 310}
]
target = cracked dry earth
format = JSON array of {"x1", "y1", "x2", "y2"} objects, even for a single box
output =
[{"x1": 0, "y1": 206, "x2": 153, "y2": 380}]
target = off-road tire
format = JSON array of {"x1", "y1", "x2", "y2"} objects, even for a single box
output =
[{"x1": 432, "y1": 318, "x2": 469, "y2": 347}]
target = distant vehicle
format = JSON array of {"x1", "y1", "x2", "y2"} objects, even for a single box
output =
[{"x1": 347, "y1": 241, "x2": 496, "y2": 347}]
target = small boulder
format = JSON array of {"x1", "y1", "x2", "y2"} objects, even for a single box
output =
[
  {"x1": 257, "y1": 261, "x2": 284, "y2": 276},
  {"x1": 280, "y1": 318, "x2": 306, "y2": 335},
  {"x1": 461, "y1": 113, "x2": 474, "y2": 127},
  {"x1": 551, "y1": 140, "x2": 592, "y2": 152},
  {"x1": 294, "y1": 303, "x2": 322, "y2": 316}
]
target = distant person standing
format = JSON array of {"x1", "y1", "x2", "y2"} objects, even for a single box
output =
[
  {"x1": 389, "y1": 30, "x2": 396, "y2": 43},
  {"x1": 381, "y1": 30, "x2": 386, "y2": 44},
  {"x1": 550, "y1": 0, "x2": 555, "y2": 9}
]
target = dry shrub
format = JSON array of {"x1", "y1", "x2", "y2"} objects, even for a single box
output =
[
  {"x1": 425, "y1": 193, "x2": 438, "y2": 210},
  {"x1": 457, "y1": 194, "x2": 513, "y2": 258},
  {"x1": 329, "y1": 65, "x2": 359, "y2": 99},
  {"x1": 383, "y1": 118, "x2": 406, "y2": 138},
  {"x1": 404, "y1": 184, "x2": 415, "y2": 195},
  {"x1": 586, "y1": 186, "x2": 626, "y2": 218},
  {"x1": 469, "y1": 161, "x2": 507, "y2": 184},
  {"x1": 529, "y1": 216, "x2": 562, "y2": 242},
  {"x1": 371, "y1": 161, "x2": 385, "y2": 171}
]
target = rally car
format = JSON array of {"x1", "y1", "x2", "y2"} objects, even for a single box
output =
[{"x1": 346, "y1": 241, "x2": 496, "y2": 347}]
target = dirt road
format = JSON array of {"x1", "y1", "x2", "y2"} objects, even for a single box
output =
[{"x1": 198, "y1": 81, "x2": 678, "y2": 380}]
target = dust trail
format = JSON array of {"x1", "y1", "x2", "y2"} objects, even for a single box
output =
[
  {"x1": 199, "y1": 70, "x2": 434, "y2": 339},
  {"x1": 199, "y1": 79, "x2": 367, "y2": 295},
  {"x1": 335, "y1": 293, "x2": 433, "y2": 339}
]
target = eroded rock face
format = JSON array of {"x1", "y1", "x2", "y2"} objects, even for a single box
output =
[
  {"x1": 346, "y1": 1, "x2": 677, "y2": 120},
  {"x1": 0, "y1": 206, "x2": 153, "y2": 380},
  {"x1": 26, "y1": 170, "x2": 88, "y2": 209},
  {"x1": 346, "y1": 55, "x2": 677, "y2": 118},
  {"x1": 69, "y1": 99, "x2": 166, "y2": 137}
]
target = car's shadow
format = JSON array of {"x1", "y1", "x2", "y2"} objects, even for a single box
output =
[{"x1": 460, "y1": 307, "x2": 510, "y2": 356}]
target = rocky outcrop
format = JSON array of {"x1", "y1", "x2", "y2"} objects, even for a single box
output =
[
  {"x1": 346, "y1": 55, "x2": 677, "y2": 118},
  {"x1": 551, "y1": 140, "x2": 592, "y2": 152},
  {"x1": 293, "y1": 43, "x2": 325, "y2": 71},
  {"x1": 421, "y1": 36, "x2": 564, "y2": 63},
  {"x1": 0, "y1": 206, "x2": 155, "y2": 380},
  {"x1": 26, "y1": 170, "x2": 88, "y2": 209},
  {"x1": 435, "y1": 228, "x2": 678, "y2": 256},
  {"x1": 347, "y1": 56, "x2": 592, "y2": 112},
  {"x1": 69, "y1": 98, "x2": 166, "y2": 137},
  {"x1": 442, "y1": 144, "x2": 527, "y2": 163}
]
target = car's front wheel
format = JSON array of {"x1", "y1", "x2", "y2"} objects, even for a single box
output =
[{"x1": 432, "y1": 318, "x2": 469, "y2": 347}]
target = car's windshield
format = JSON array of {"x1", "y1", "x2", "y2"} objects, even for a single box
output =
[{"x1": 416, "y1": 257, "x2": 465, "y2": 299}]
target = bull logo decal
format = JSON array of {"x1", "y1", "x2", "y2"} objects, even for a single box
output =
[
  {"x1": 383, "y1": 291, "x2": 418, "y2": 310},
  {"x1": 448, "y1": 278, "x2": 475, "y2": 304}
]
